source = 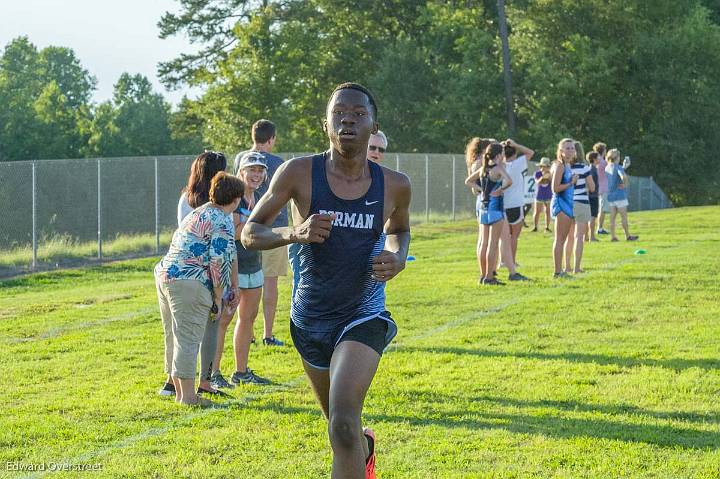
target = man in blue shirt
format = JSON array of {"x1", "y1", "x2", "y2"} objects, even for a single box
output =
[{"x1": 233, "y1": 120, "x2": 288, "y2": 347}]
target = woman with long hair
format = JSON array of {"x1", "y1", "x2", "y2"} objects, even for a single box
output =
[
  {"x1": 563, "y1": 143, "x2": 595, "y2": 273},
  {"x1": 159, "y1": 151, "x2": 235, "y2": 398},
  {"x1": 551, "y1": 139, "x2": 578, "y2": 278},
  {"x1": 465, "y1": 137, "x2": 493, "y2": 274},
  {"x1": 466, "y1": 142, "x2": 520, "y2": 285}
]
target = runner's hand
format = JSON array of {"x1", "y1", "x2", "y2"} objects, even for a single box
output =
[
  {"x1": 371, "y1": 250, "x2": 405, "y2": 282},
  {"x1": 293, "y1": 213, "x2": 335, "y2": 244},
  {"x1": 490, "y1": 188, "x2": 504, "y2": 197}
]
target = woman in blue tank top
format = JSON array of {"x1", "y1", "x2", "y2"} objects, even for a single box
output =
[
  {"x1": 465, "y1": 142, "x2": 512, "y2": 285},
  {"x1": 551, "y1": 138, "x2": 578, "y2": 278}
]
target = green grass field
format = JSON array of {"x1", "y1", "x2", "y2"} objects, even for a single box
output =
[{"x1": 1, "y1": 206, "x2": 719, "y2": 478}]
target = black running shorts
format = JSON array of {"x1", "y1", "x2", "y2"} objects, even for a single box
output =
[
  {"x1": 290, "y1": 316, "x2": 395, "y2": 370},
  {"x1": 505, "y1": 206, "x2": 523, "y2": 225}
]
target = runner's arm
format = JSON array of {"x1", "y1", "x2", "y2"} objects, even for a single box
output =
[
  {"x1": 242, "y1": 160, "x2": 334, "y2": 250},
  {"x1": 373, "y1": 174, "x2": 411, "y2": 282}
]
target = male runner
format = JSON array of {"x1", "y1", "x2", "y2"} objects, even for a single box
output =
[{"x1": 242, "y1": 82, "x2": 411, "y2": 479}]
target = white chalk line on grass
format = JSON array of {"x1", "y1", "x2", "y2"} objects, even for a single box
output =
[
  {"x1": 5, "y1": 307, "x2": 157, "y2": 344},
  {"x1": 23, "y1": 234, "x2": 713, "y2": 478}
]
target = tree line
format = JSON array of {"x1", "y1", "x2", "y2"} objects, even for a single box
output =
[
  {"x1": 3, "y1": 1, "x2": 720, "y2": 205},
  {"x1": 0, "y1": 37, "x2": 201, "y2": 162}
]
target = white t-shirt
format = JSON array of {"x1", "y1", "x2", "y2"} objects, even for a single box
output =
[
  {"x1": 503, "y1": 155, "x2": 528, "y2": 209},
  {"x1": 177, "y1": 192, "x2": 193, "y2": 226}
]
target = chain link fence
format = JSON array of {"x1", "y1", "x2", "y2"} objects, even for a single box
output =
[{"x1": 0, "y1": 154, "x2": 671, "y2": 277}]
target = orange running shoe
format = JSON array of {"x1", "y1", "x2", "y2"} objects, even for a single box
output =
[{"x1": 364, "y1": 427, "x2": 376, "y2": 479}]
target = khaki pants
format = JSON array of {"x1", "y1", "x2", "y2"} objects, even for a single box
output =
[{"x1": 156, "y1": 279, "x2": 213, "y2": 379}]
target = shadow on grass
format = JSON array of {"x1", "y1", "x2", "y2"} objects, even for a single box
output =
[
  {"x1": 256, "y1": 397, "x2": 720, "y2": 450},
  {"x1": 397, "y1": 345, "x2": 720, "y2": 372}
]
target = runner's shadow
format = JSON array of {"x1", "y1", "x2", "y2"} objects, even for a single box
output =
[
  {"x1": 397, "y1": 345, "x2": 720, "y2": 371},
  {"x1": 256, "y1": 398, "x2": 720, "y2": 449}
]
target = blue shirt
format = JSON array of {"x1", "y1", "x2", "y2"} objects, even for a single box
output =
[
  {"x1": 606, "y1": 164, "x2": 628, "y2": 202},
  {"x1": 289, "y1": 152, "x2": 386, "y2": 332}
]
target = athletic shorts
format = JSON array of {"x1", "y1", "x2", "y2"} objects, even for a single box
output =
[
  {"x1": 238, "y1": 270, "x2": 263, "y2": 289},
  {"x1": 589, "y1": 196, "x2": 599, "y2": 218},
  {"x1": 608, "y1": 198, "x2": 629, "y2": 209},
  {"x1": 505, "y1": 206, "x2": 523, "y2": 225},
  {"x1": 573, "y1": 202, "x2": 592, "y2": 224},
  {"x1": 290, "y1": 314, "x2": 397, "y2": 370},
  {"x1": 262, "y1": 245, "x2": 288, "y2": 277},
  {"x1": 535, "y1": 199, "x2": 550, "y2": 206}
]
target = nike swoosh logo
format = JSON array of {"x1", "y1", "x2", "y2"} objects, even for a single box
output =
[{"x1": 365, "y1": 200, "x2": 379, "y2": 206}]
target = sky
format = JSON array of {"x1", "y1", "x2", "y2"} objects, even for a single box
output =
[{"x1": 0, "y1": 0, "x2": 202, "y2": 106}]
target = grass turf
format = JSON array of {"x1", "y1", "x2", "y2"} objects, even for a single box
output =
[{"x1": 1, "y1": 206, "x2": 718, "y2": 478}]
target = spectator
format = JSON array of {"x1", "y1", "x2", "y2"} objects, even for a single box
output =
[
  {"x1": 465, "y1": 137, "x2": 494, "y2": 275},
  {"x1": 605, "y1": 149, "x2": 639, "y2": 242},
  {"x1": 367, "y1": 130, "x2": 387, "y2": 163},
  {"x1": 501, "y1": 139, "x2": 535, "y2": 267},
  {"x1": 587, "y1": 152, "x2": 601, "y2": 242},
  {"x1": 234, "y1": 120, "x2": 287, "y2": 347},
  {"x1": 214, "y1": 152, "x2": 272, "y2": 387},
  {"x1": 161, "y1": 151, "x2": 233, "y2": 398},
  {"x1": 594, "y1": 142, "x2": 611, "y2": 235},
  {"x1": 532, "y1": 157, "x2": 552, "y2": 232},
  {"x1": 564, "y1": 144, "x2": 595, "y2": 273},
  {"x1": 154, "y1": 172, "x2": 242, "y2": 406},
  {"x1": 551, "y1": 138, "x2": 577, "y2": 278}
]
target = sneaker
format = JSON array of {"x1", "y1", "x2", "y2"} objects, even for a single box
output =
[
  {"x1": 530, "y1": 227, "x2": 538, "y2": 232},
  {"x1": 481, "y1": 277, "x2": 505, "y2": 286},
  {"x1": 545, "y1": 228, "x2": 552, "y2": 233},
  {"x1": 210, "y1": 371, "x2": 235, "y2": 389},
  {"x1": 364, "y1": 428, "x2": 376, "y2": 479},
  {"x1": 611, "y1": 237, "x2": 619, "y2": 242},
  {"x1": 197, "y1": 386, "x2": 231, "y2": 397},
  {"x1": 158, "y1": 382, "x2": 175, "y2": 397},
  {"x1": 263, "y1": 336, "x2": 285, "y2": 346},
  {"x1": 508, "y1": 272, "x2": 530, "y2": 281},
  {"x1": 590, "y1": 237, "x2": 600, "y2": 242},
  {"x1": 597, "y1": 228, "x2": 609, "y2": 235},
  {"x1": 231, "y1": 368, "x2": 271, "y2": 385},
  {"x1": 627, "y1": 235, "x2": 639, "y2": 241},
  {"x1": 553, "y1": 272, "x2": 573, "y2": 279}
]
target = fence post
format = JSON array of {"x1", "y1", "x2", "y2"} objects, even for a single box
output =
[
  {"x1": 97, "y1": 158, "x2": 102, "y2": 260},
  {"x1": 396, "y1": 154, "x2": 400, "y2": 172},
  {"x1": 32, "y1": 161, "x2": 37, "y2": 271},
  {"x1": 425, "y1": 154, "x2": 430, "y2": 222},
  {"x1": 451, "y1": 155, "x2": 456, "y2": 221},
  {"x1": 155, "y1": 157, "x2": 160, "y2": 254}
]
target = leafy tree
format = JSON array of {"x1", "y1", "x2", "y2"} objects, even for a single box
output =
[{"x1": 85, "y1": 73, "x2": 177, "y2": 157}]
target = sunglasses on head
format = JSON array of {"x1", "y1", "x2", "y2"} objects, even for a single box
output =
[{"x1": 368, "y1": 145, "x2": 386, "y2": 153}]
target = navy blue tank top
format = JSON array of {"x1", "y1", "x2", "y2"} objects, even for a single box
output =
[{"x1": 289, "y1": 152, "x2": 387, "y2": 332}]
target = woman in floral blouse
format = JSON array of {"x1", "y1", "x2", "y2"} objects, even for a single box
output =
[{"x1": 154, "y1": 172, "x2": 243, "y2": 406}]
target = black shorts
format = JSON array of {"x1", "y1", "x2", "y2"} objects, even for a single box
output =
[
  {"x1": 505, "y1": 206, "x2": 523, "y2": 225},
  {"x1": 589, "y1": 196, "x2": 599, "y2": 218},
  {"x1": 290, "y1": 315, "x2": 396, "y2": 370}
]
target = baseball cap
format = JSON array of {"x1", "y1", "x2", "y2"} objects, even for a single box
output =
[{"x1": 237, "y1": 151, "x2": 267, "y2": 170}]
